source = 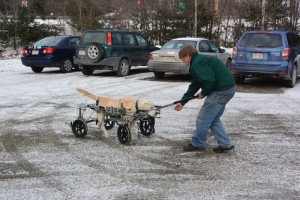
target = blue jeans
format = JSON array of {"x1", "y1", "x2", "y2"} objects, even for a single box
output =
[{"x1": 191, "y1": 86, "x2": 235, "y2": 148}]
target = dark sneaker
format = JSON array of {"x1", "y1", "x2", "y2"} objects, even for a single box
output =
[
  {"x1": 213, "y1": 145, "x2": 235, "y2": 153},
  {"x1": 183, "y1": 143, "x2": 205, "y2": 152}
]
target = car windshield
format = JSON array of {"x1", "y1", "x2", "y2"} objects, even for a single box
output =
[
  {"x1": 34, "y1": 36, "x2": 65, "y2": 46},
  {"x1": 162, "y1": 40, "x2": 197, "y2": 49},
  {"x1": 80, "y1": 32, "x2": 106, "y2": 45},
  {"x1": 239, "y1": 33, "x2": 283, "y2": 48}
]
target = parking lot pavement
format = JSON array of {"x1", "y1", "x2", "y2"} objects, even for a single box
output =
[{"x1": 0, "y1": 59, "x2": 300, "y2": 199}]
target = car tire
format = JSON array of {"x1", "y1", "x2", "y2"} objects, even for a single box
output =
[
  {"x1": 60, "y1": 58, "x2": 73, "y2": 73},
  {"x1": 225, "y1": 59, "x2": 231, "y2": 69},
  {"x1": 85, "y1": 42, "x2": 104, "y2": 63},
  {"x1": 82, "y1": 66, "x2": 94, "y2": 75},
  {"x1": 154, "y1": 72, "x2": 165, "y2": 79},
  {"x1": 74, "y1": 65, "x2": 80, "y2": 71},
  {"x1": 31, "y1": 66, "x2": 43, "y2": 73},
  {"x1": 116, "y1": 59, "x2": 130, "y2": 77},
  {"x1": 286, "y1": 66, "x2": 297, "y2": 88},
  {"x1": 234, "y1": 75, "x2": 245, "y2": 84}
]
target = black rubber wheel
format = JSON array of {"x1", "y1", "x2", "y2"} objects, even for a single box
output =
[
  {"x1": 286, "y1": 66, "x2": 297, "y2": 88},
  {"x1": 154, "y1": 72, "x2": 165, "y2": 79},
  {"x1": 225, "y1": 59, "x2": 231, "y2": 69},
  {"x1": 85, "y1": 43, "x2": 104, "y2": 63},
  {"x1": 117, "y1": 125, "x2": 131, "y2": 144},
  {"x1": 74, "y1": 65, "x2": 80, "y2": 71},
  {"x1": 104, "y1": 115, "x2": 115, "y2": 130},
  {"x1": 139, "y1": 117, "x2": 154, "y2": 136},
  {"x1": 60, "y1": 58, "x2": 73, "y2": 73},
  {"x1": 31, "y1": 66, "x2": 43, "y2": 73},
  {"x1": 116, "y1": 59, "x2": 130, "y2": 77},
  {"x1": 234, "y1": 75, "x2": 245, "y2": 84},
  {"x1": 72, "y1": 119, "x2": 88, "y2": 137},
  {"x1": 81, "y1": 66, "x2": 94, "y2": 75}
]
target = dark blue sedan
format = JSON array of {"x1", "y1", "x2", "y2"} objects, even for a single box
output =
[{"x1": 21, "y1": 35, "x2": 80, "y2": 73}]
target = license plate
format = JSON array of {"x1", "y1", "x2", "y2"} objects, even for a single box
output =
[
  {"x1": 32, "y1": 50, "x2": 39, "y2": 55},
  {"x1": 79, "y1": 50, "x2": 85, "y2": 56},
  {"x1": 253, "y1": 53, "x2": 263, "y2": 59},
  {"x1": 160, "y1": 56, "x2": 174, "y2": 61}
]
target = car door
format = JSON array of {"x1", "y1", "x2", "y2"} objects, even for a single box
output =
[
  {"x1": 198, "y1": 40, "x2": 227, "y2": 64},
  {"x1": 288, "y1": 32, "x2": 300, "y2": 75},
  {"x1": 198, "y1": 40, "x2": 214, "y2": 57},
  {"x1": 123, "y1": 32, "x2": 140, "y2": 66},
  {"x1": 67, "y1": 37, "x2": 80, "y2": 57},
  {"x1": 208, "y1": 41, "x2": 228, "y2": 64},
  {"x1": 134, "y1": 33, "x2": 154, "y2": 66}
]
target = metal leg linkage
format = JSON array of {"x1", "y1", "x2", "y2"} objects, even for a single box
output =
[{"x1": 70, "y1": 104, "x2": 160, "y2": 144}]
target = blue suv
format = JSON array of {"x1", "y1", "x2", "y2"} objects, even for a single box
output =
[{"x1": 231, "y1": 30, "x2": 300, "y2": 87}]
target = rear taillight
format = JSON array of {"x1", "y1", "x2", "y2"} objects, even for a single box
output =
[
  {"x1": 282, "y1": 48, "x2": 290, "y2": 60},
  {"x1": 231, "y1": 47, "x2": 237, "y2": 59},
  {"x1": 42, "y1": 48, "x2": 55, "y2": 54},
  {"x1": 22, "y1": 48, "x2": 29, "y2": 54},
  {"x1": 148, "y1": 53, "x2": 153, "y2": 60},
  {"x1": 107, "y1": 32, "x2": 112, "y2": 45}
]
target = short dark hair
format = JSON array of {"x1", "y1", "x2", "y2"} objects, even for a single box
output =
[{"x1": 179, "y1": 45, "x2": 198, "y2": 59}]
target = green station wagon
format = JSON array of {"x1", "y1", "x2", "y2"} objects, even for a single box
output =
[{"x1": 74, "y1": 29, "x2": 159, "y2": 76}]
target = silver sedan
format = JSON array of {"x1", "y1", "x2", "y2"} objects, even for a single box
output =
[{"x1": 147, "y1": 37, "x2": 231, "y2": 79}]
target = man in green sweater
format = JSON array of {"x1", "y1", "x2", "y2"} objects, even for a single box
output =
[{"x1": 175, "y1": 45, "x2": 236, "y2": 153}]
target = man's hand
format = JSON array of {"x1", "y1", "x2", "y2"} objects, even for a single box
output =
[{"x1": 174, "y1": 103, "x2": 183, "y2": 111}]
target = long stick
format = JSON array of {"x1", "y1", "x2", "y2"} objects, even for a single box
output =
[{"x1": 159, "y1": 95, "x2": 198, "y2": 109}]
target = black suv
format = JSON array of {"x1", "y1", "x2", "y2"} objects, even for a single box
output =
[
  {"x1": 231, "y1": 30, "x2": 300, "y2": 87},
  {"x1": 74, "y1": 29, "x2": 159, "y2": 76}
]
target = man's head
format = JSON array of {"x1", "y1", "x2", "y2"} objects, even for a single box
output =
[
  {"x1": 179, "y1": 45, "x2": 198, "y2": 64},
  {"x1": 179, "y1": 45, "x2": 198, "y2": 58}
]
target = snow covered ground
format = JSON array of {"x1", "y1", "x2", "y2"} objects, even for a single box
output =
[{"x1": 0, "y1": 58, "x2": 299, "y2": 199}]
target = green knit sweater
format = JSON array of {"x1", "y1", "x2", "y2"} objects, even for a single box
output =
[{"x1": 181, "y1": 53, "x2": 235, "y2": 105}]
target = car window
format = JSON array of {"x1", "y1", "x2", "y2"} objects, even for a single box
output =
[
  {"x1": 69, "y1": 37, "x2": 80, "y2": 47},
  {"x1": 135, "y1": 34, "x2": 148, "y2": 47},
  {"x1": 34, "y1": 36, "x2": 64, "y2": 46},
  {"x1": 208, "y1": 41, "x2": 220, "y2": 53},
  {"x1": 199, "y1": 41, "x2": 211, "y2": 52},
  {"x1": 239, "y1": 33, "x2": 282, "y2": 48},
  {"x1": 124, "y1": 33, "x2": 136, "y2": 46},
  {"x1": 112, "y1": 32, "x2": 122, "y2": 45},
  {"x1": 162, "y1": 40, "x2": 197, "y2": 49},
  {"x1": 80, "y1": 32, "x2": 106, "y2": 45}
]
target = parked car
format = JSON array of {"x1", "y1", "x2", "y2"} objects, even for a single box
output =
[
  {"x1": 147, "y1": 37, "x2": 231, "y2": 79},
  {"x1": 73, "y1": 29, "x2": 160, "y2": 77},
  {"x1": 231, "y1": 30, "x2": 300, "y2": 88},
  {"x1": 21, "y1": 35, "x2": 80, "y2": 73}
]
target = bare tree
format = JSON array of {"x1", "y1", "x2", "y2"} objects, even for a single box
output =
[{"x1": 3, "y1": 0, "x2": 21, "y2": 50}]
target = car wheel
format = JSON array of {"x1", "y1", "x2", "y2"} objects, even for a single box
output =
[
  {"x1": 286, "y1": 66, "x2": 297, "y2": 88},
  {"x1": 85, "y1": 42, "x2": 104, "y2": 63},
  {"x1": 82, "y1": 66, "x2": 94, "y2": 75},
  {"x1": 74, "y1": 65, "x2": 80, "y2": 71},
  {"x1": 225, "y1": 59, "x2": 231, "y2": 69},
  {"x1": 60, "y1": 58, "x2": 73, "y2": 73},
  {"x1": 154, "y1": 72, "x2": 165, "y2": 79},
  {"x1": 31, "y1": 66, "x2": 43, "y2": 73},
  {"x1": 234, "y1": 75, "x2": 245, "y2": 84},
  {"x1": 116, "y1": 59, "x2": 130, "y2": 77}
]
